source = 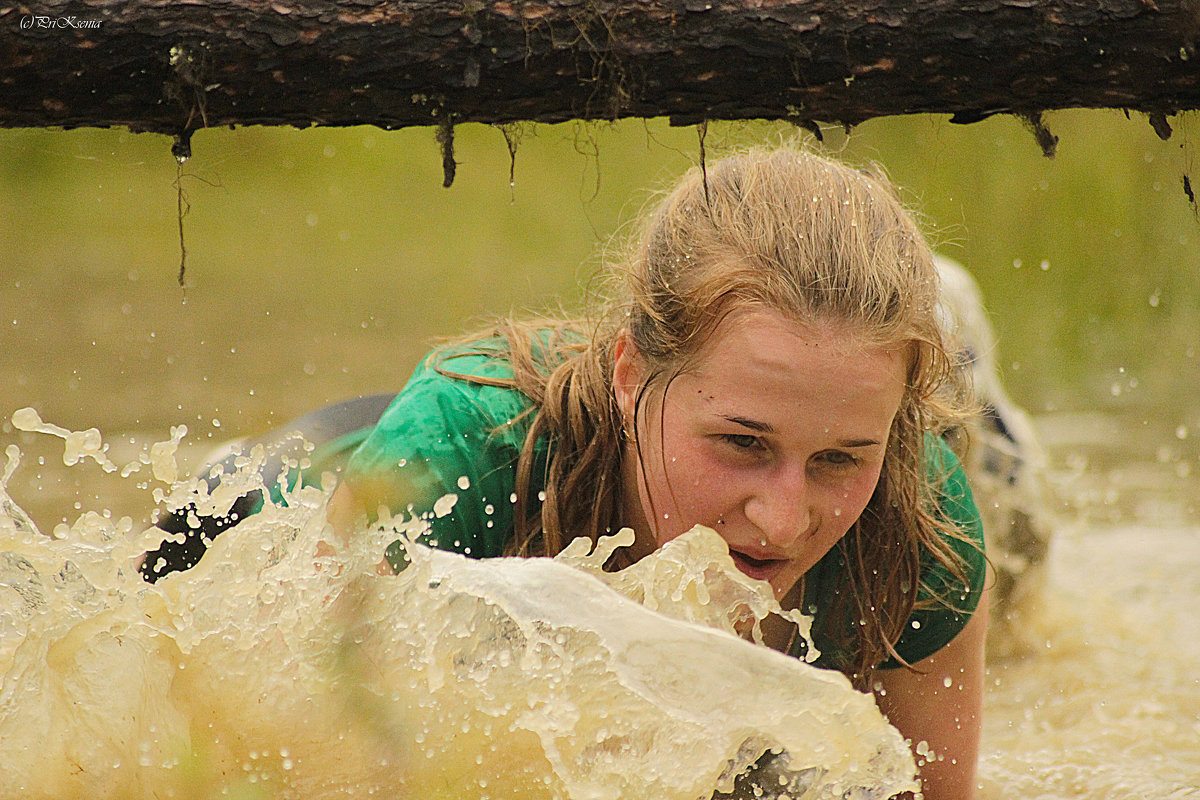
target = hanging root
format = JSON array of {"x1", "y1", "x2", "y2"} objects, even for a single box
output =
[
  {"x1": 171, "y1": 129, "x2": 193, "y2": 163},
  {"x1": 1178, "y1": 111, "x2": 1197, "y2": 215},
  {"x1": 436, "y1": 105, "x2": 456, "y2": 188},
  {"x1": 797, "y1": 119, "x2": 823, "y2": 142},
  {"x1": 1148, "y1": 112, "x2": 1173, "y2": 141},
  {"x1": 1018, "y1": 112, "x2": 1058, "y2": 159},
  {"x1": 174, "y1": 159, "x2": 190, "y2": 296},
  {"x1": 496, "y1": 122, "x2": 524, "y2": 194}
]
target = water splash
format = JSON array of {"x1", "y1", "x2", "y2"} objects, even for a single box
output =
[
  {"x1": 11, "y1": 407, "x2": 119, "y2": 473},
  {"x1": 0, "y1": 413, "x2": 917, "y2": 800}
]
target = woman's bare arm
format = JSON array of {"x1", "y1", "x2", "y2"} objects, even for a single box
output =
[
  {"x1": 326, "y1": 482, "x2": 363, "y2": 543},
  {"x1": 874, "y1": 585, "x2": 990, "y2": 800}
]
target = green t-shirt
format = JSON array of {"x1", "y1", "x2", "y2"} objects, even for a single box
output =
[{"x1": 342, "y1": 340, "x2": 987, "y2": 669}]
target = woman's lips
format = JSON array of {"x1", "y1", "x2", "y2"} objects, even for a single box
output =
[{"x1": 729, "y1": 549, "x2": 786, "y2": 583}]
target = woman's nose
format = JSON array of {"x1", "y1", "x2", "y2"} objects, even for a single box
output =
[{"x1": 743, "y1": 467, "x2": 812, "y2": 549}]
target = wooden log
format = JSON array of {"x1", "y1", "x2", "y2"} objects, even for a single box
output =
[{"x1": 1, "y1": 0, "x2": 1197, "y2": 138}]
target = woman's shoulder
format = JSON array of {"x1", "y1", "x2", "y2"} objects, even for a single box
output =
[
  {"x1": 922, "y1": 433, "x2": 986, "y2": 573},
  {"x1": 350, "y1": 325, "x2": 586, "y2": 477},
  {"x1": 881, "y1": 434, "x2": 987, "y2": 666},
  {"x1": 419, "y1": 324, "x2": 585, "y2": 380},
  {"x1": 364, "y1": 338, "x2": 532, "y2": 454},
  {"x1": 923, "y1": 434, "x2": 974, "y2": 510}
]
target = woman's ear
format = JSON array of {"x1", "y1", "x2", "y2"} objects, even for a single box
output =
[{"x1": 612, "y1": 329, "x2": 644, "y2": 422}]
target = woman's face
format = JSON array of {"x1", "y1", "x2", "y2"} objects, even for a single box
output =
[{"x1": 614, "y1": 307, "x2": 908, "y2": 601}]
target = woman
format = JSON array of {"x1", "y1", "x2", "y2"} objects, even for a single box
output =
[{"x1": 326, "y1": 145, "x2": 989, "y2": 800}]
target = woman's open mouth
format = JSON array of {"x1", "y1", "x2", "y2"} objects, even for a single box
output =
[{"x1": 728, "y1": 549, "x2": 786, "y2": 583}]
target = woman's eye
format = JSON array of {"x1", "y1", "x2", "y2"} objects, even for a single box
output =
[
  {"x1": 723, "y1": 433, "x2": 761, "y2": 450},
  {"x1": 817, "y1": 450, "x2": 858, "y2": 467}
]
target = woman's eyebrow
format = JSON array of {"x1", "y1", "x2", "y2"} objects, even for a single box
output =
[
  {"x1": 722, "y1": 415, "x2": 882, "y2": 449},
  {"x1": 722, "y1": 415, "x2": 774, "y2": 433},
  {"x1": 839, "y1": 438, "x2": 882, "y2": 448}
]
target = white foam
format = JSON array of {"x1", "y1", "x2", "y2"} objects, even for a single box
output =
[{"x1": 0, "y1": 414, "x2": 916, "y2": 800}]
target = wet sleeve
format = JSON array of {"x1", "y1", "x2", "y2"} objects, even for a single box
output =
[
  {"x1": 882, "y1": 437, "x2": 988, "y2": 668},
  {"x1": 342, "y1": 352, "x2": 531, "y2": 563}
]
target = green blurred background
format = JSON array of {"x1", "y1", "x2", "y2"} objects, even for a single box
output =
[{"x1": 2, "y1": 111, "x2": 1198, "y2": 525}]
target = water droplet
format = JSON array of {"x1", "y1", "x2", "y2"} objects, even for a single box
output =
[{"x1": 433, "y1": 493, "x2": 458, "y2": 518}]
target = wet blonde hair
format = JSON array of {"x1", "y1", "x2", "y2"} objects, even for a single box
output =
[{"x1": 443, "y1": 143, "x2": 970, "y2": 685}]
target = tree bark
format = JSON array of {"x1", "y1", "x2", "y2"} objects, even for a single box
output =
[{"x1": 2, "y1": 0, "x2": 1198, "y2": 138}]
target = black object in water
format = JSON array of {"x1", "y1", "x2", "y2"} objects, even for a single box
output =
[{"x1": 139, "y1": 393, "x2": 396, "y2": 582}]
